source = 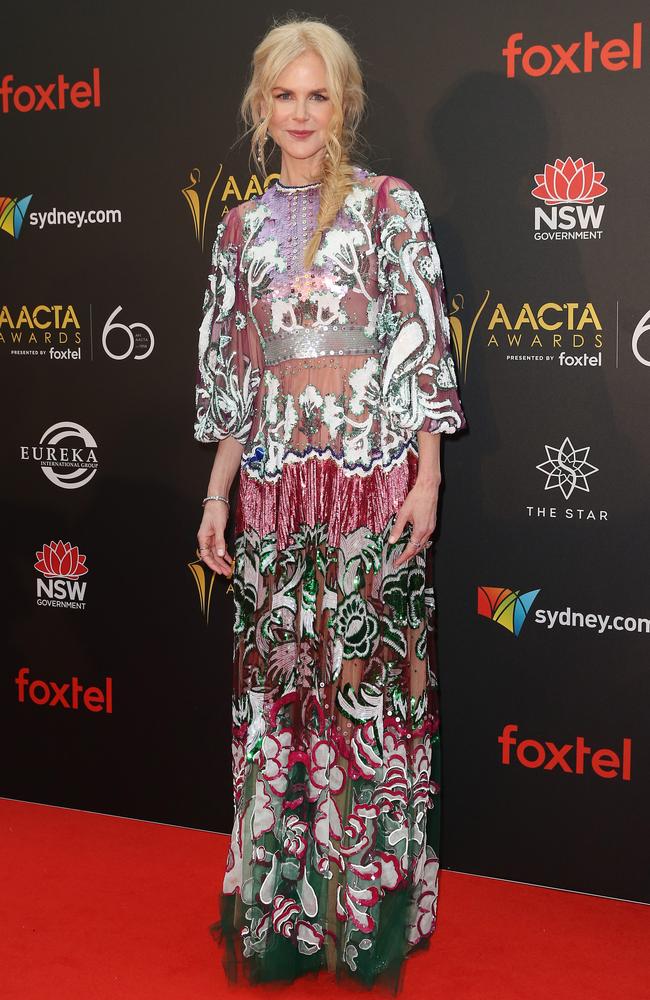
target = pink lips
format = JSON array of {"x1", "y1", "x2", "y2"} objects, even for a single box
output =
[{"x1": 288, "y1": 130, "x2": 313, "y2": 138}]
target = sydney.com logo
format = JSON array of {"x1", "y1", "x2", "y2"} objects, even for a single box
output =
[
  {"x1": 478, "y1": 586, "x2": 650, "y2": 637},
  {"x1": 0, "y1": 194, "x2": 32, "y2": 238},
  {"x1": 1, "y1": 193, "x2": 122, "y2": 239}
]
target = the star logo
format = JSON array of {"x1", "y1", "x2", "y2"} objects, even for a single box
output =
[{"x1": 536, "y1": 436, "x2": 598, "y2": 500}]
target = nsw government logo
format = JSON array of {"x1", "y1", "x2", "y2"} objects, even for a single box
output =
[
  {"x1": 531, "y1": 157, "x2": 607, "y2": 241},
  {"x1": 527, "y1": 436, "x2": 607, "y2": 523},
  {"x1": 20, "y1": 421, "x2": 98, "y2": 488},
  {"x1": 35, "y1": 540, "x2": 88, "y2": 610}
]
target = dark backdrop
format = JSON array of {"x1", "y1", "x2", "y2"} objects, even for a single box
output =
[{"x1": 2, "y1": 0, "x2": 648, "y2": 904}]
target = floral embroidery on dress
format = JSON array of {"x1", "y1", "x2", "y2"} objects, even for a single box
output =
[{"x1": 195, "y1": 166, "x2": 466, "y2": 987}]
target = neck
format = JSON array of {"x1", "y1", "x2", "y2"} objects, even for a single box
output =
[{"x1": 278, "y1": 150, "x2": 326, "y2": 187}]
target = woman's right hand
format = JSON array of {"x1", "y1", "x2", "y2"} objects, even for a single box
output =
[{"x1": 197, "y1": 501, "x2": 233, "y2": 575}]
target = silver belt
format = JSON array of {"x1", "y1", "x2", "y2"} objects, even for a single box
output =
[{"x1": 264, "y1": 324, "x2": 381, "y2": 365}]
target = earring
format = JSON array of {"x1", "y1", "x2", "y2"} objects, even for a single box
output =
[{"x1": 257, "y1": 132, "x2": 268, "y2": 163}]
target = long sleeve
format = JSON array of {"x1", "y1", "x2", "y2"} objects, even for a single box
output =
[
  {"x1": 194, "y1": 207, "x2": 264, "y2": 445},
  {"x1": 375, "y1": 175, "x2": 467, "y2": 436}
]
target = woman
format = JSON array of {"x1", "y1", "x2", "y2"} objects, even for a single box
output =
[{"x1": 195, "y1": 15, "x2": 466, "y2": 990}]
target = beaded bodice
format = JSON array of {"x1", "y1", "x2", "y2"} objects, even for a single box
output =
[{"x1": 195, "y1": 166, "x2": 466, "y2": 487}]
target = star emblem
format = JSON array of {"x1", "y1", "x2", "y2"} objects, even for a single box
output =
[{"x1": 536, "y1": 436, "x2": 598, "y2": 499}]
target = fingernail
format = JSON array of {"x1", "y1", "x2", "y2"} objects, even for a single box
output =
[
  {"x1": 388, "y1": 535, "x2": 395, "y2": 544},
  {"x1": 217, "y1": 548, "x2": 224, "y2": 556}
]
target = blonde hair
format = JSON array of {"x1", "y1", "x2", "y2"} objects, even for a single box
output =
[{"x1": 240, "y1": 15, "x2": 367, "y2": 269}]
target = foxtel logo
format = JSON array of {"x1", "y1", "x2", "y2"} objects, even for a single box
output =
[
  {"x1": 498, "y1": 725, "x2": 631, "y2": 780},
  {"x1": 502, "y1": 23, "x2": 642, "y2": 77},
  {"x1": 15, "y1": 667, "x2": 112, "y2": 712},
  {"x1": 0, "y1": 69, "x2": 101, "y2": 113}
]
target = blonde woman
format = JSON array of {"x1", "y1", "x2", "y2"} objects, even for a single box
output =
[{"x1": 195, "y1": 14, "x2": 467, "y2": 989}]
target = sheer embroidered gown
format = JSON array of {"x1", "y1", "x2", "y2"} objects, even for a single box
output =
[{"x1": 194, "y1": 165, "x2": 467, "y2": 986}]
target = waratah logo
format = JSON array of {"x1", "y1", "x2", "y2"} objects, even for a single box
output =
[
  {"x1": 478, "y1": 586, "x2": 540, "y2": 637},
  {"x1": 536, "y1": 437, "x2": 599, "y2": 500},
  {"x1": 34, "y1": 540, "x2": 88, "y2": 579},
  {"x1": 0, "y1": 194, "x2": 33, "y2": 238},
  {"x1": 531, "y1": 157, "x2": 607, "y2": 205}
]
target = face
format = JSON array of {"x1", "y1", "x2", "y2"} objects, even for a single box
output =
[{"x1": 264, "y1": 50, "x2": 335, "y2": 166}]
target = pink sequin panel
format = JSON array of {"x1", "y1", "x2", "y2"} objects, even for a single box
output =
[{"x1": 236, "y1": 449, "x2": 419, "y2": 549}]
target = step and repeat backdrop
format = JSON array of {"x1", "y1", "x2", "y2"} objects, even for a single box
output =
[{"x1": 2, "y1": 2, "x2": 648, "y2": 904}]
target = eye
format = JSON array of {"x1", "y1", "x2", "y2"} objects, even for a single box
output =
[
  {"x1": 275, "y1": 92, "x2": 292, "y2": 100},
  {"x1": 311, "y1": 94, "x2": 328, "y2": 101}
]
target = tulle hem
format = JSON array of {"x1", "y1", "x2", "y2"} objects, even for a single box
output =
[{"x1": 208, "y1": 889, "x2": 433, "y2": 995}]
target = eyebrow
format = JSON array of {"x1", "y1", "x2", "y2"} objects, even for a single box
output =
[{"x1": 271, "y1": 86, "x2": 329, "y2": 93}]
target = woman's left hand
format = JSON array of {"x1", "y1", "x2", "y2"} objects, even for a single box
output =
[{"x1": 389, "y1": 479, "x2": 440, "y2": 567}]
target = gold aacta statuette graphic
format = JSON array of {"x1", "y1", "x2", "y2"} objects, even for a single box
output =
[
  {"x1": 449, "y1": 289, "x2": 490, "y2": 382},
  {"x1": 181, "y1": 165, "x2": 223, "y2": 250},
  {"x1": 188, "y1": 547, "x2": 235, "y2": 623},
  {"x1": 188, "y1": 555, "x2": 217, "y2": 623}
]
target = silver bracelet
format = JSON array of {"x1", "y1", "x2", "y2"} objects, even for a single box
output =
[{"x1": 202, "y1": 494, "x2": 230, "y2": 507}]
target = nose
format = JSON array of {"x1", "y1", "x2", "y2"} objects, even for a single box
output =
[{"x1": 293, "y1": 99, "x2": 309, "y2": 123}]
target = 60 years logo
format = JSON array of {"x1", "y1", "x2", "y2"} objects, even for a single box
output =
[{"x1": 632, "y1": 308, "x2": 650, "y2": 367}]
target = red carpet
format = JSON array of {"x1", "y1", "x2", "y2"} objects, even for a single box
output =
[{"x1": 1, "y1": 797, "x2": 647, "y2": 1000}]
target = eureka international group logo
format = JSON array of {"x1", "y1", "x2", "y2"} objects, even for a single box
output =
[{"x1": 20, "y1": 421, "x2": 99, "y2": 489}]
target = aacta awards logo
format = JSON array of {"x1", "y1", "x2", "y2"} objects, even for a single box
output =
[
  {"x1": 181, "y1": 164, "x2": 278, "y2": 248},
  {"x1": 0, "y1": 194, "x2": 32, "y2": 238},
  {"x1": 35, "y1": 540, "x2": 89, "y2": 610},
  {"x1": 502, "y1": 22, "x2": 642, "y2": 78},
  {"x1": 528, "y1": 436, "x2": 607, "y2": 523},
  {"x1": 0, "y1": 69, "x2": 101, "y2": 113},
  {"x1": 448, "y1": 291, "x2": 604, "y2": 373},
  {"x1": 531, "y1": 157, "x2": 608, "y2": 241},
  {"x1": 498, "y1": 725, "x2": 631, "y2": 781},
  {"x1": 1, "y1": 304, "x2": 84, "y2": 360},
  {"x1": 20, "y1": 421, "x2": 99, "y2": 489}
]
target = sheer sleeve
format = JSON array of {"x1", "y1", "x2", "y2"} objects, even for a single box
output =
[
  {"x1": 375, "y1": 175, "x2": 467, "y2": 436},
  {"x1": 194, "y1": 206, "x2": 264, "y2": 445}
]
